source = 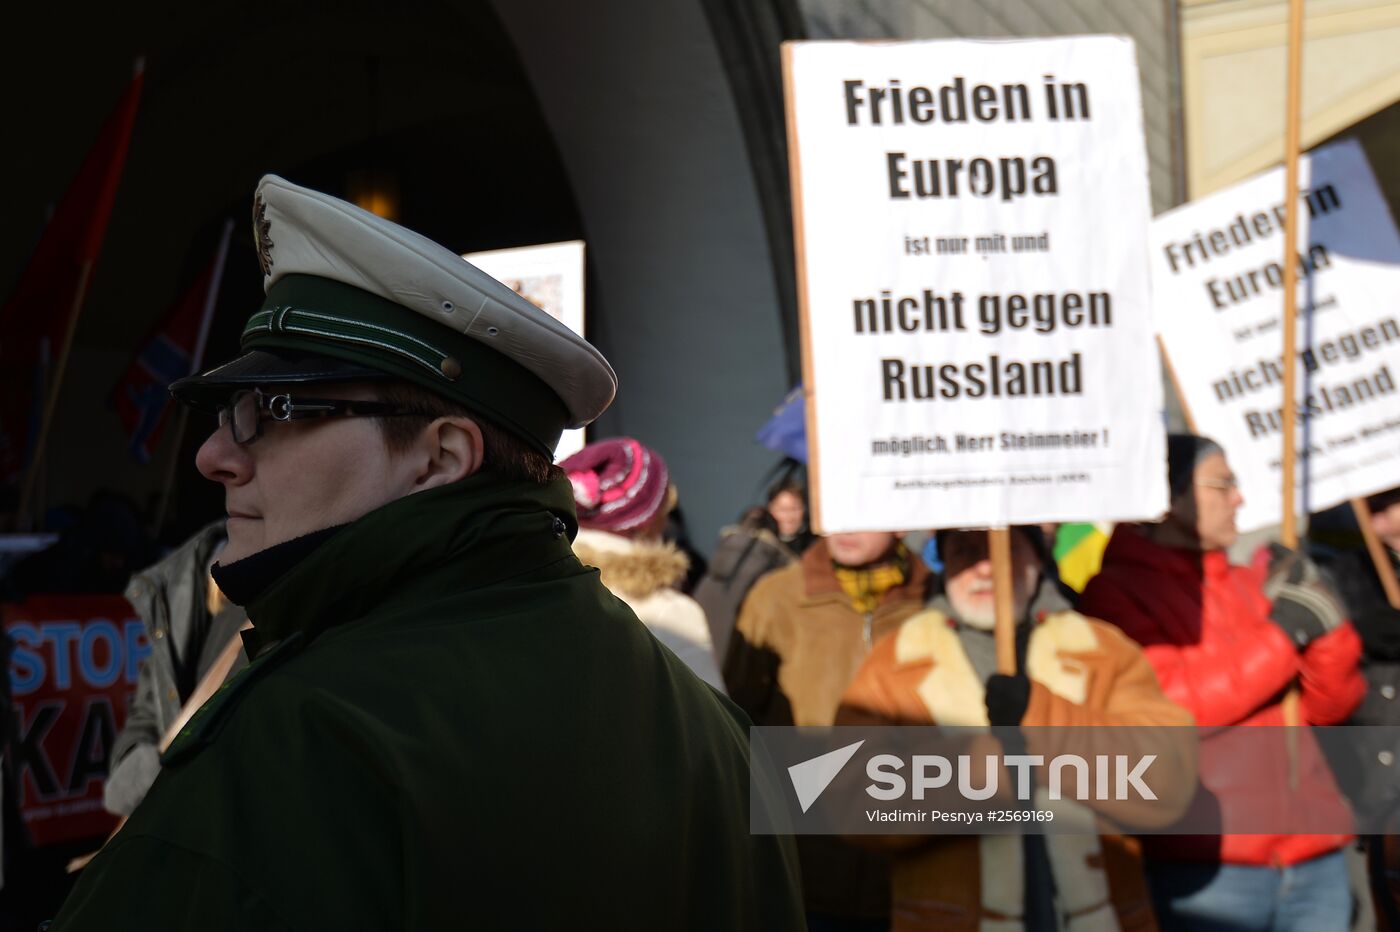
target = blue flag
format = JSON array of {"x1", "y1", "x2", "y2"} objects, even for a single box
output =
[{"x1": 755, "y1": 385, "x2": 807, "y2": 463}]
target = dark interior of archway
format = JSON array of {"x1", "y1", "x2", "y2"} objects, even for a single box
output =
[{"x1": 2, "y1": 0, "x2": 583, "y2": 547}]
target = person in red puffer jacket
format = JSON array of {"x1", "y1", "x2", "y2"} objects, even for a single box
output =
[{"x1": 1080, "y1": 433, "x2": 1365, "y2": 931}]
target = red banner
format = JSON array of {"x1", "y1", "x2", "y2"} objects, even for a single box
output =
[
  {"x1": 0, "y1": 66, "x2": 144, "y2": 481},
  {"x1": 4, "y1": 595, "x2": 148, "y2": 847}
]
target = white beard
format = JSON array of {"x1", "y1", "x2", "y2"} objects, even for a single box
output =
[
  {"x1": 949, "y1": 570, "x2": 1040, "y2": 631},
  {"x1": 949, "y1": 594, "x2": 997, "y2": 631}
]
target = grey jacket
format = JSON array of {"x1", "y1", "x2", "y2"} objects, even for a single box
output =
[
  {"x1": 104, "y1": 521, "x2": 248, "y2": 816},
  {"x1": 694, "y1": 524, "x2": 795, "y2": 661}
]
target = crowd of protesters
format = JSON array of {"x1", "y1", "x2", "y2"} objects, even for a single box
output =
[
  {"x1": 3, "y1": 425, "x2": 1400, "y2": 930},
  {"x1": 571, "y1": 431, "x2": 1388, "y2": 930},
  {"x1": 566, "y1": 430, "x2": 1391, "y2": 930}
]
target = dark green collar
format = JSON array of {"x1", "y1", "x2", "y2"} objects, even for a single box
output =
[
  {"x1": 212, "y1": 525, "x2": 345, "y2": 609},
  {"x1": 242, "y1": 471, "x2": 579, "y2": 653}
]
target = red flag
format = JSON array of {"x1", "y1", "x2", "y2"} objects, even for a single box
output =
[
  {"x1": 111, "y1": 220, "x2": 231, "y2": 463},
  {"x1": 0, "y1": 64, "x2": 145, "y2": 482}
]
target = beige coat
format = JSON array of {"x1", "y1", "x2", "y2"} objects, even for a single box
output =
[
  {"x1": 838, "y1": 609, "x2": 1196, "y2": 932},
  {"x1": 572, "y1": 529, "x2": 724, "y2": 691}
]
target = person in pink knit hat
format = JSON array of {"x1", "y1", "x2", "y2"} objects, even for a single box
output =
[{"x1": 560, "y1": 438, "x2": 725, "y2": 691}]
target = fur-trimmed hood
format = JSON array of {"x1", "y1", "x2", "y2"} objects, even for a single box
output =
[{"x1": 573, "y1": 528, "x2": 690, "y2": 599}]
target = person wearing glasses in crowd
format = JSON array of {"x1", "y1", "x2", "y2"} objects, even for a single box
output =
[
  {"x1": 51, "y1": 176, "x2": 802, "y2": 931},
  {"x1": 1079, "y1": 433, "x2": 1365, "y2": 930}
]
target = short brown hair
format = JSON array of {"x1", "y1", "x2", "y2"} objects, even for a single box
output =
[{"x1": 371, "y1": 380, "x2": 561, "y2": 485}]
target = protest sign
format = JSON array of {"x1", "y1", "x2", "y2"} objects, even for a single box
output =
[
  {"x1": 5, "y1": 595, "x2": 146, "y2": 846},
  {"x1": 1153, "y1": 139, "x2": 1400, "y2": 532},
  {"x1": 783, "y1": 37, "x2": 1166, "y2": 533},
  {"x1": 464, "y1": 240, "x2": 587, "y2": 460}
]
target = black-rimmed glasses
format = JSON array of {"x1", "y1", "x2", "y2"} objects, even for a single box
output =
[{"x1": 216, "y1": 388, "x2": 434, "y2": 445}]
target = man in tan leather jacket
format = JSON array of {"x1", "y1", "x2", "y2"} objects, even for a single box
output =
[{"x1": 836, "y1": 527, "x2": 1194, "y2": 931}]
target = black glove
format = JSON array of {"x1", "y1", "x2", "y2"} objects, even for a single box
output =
[
  {"x1": 1263, "y1": 545, "x2": 1347, "y2": 649},
  {"x1": 985, "y1": 673, "x2": 1031, "y2": 726}
]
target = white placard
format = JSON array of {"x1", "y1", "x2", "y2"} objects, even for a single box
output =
[
  {"x1": 785, "y1": 37, "x2": 1166, "y2": 533},
  {"x1": 1153, "y1": 139, "x2": 1400, "y2": 532},
  {"x1": 463, "y1": 241, "x2": 587, "y2": 461}
]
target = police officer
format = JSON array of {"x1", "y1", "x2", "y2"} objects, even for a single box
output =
[{"x1": 53, "y1": 176, "x2": 802, "y2": 930}]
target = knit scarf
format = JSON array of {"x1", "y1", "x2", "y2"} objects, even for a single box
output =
[{"x1": 833, "y1": 544, "x2": 909, "y2": 615}]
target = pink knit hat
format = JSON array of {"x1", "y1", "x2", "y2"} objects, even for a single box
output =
[{"x1": 560, "y1": 437, "x2": 670, "y2": 533}]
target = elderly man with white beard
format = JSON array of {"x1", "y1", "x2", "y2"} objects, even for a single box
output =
[{"x1": 836, "y1": 526, "x2": 1194, "y2": 931}]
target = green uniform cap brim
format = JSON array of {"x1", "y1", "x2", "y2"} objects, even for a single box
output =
[
  {"x1": 172, "y1": 274, "x2": 571, "y2": 455},
  {"x1": 170, "y1": 349, "x2": 392, "y2": 410}
]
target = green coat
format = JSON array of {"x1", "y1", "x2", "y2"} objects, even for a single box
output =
[{"x1": 54, "y1": 474, "x2": 803, "y2": 930}]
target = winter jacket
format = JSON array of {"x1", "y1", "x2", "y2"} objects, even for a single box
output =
[
  {"x1": 105, "y1": 522, "x2": 248, "y2": 816},
  {"x1": 693, "y1": 522, "x2": 796, "y2": 660},
  {"x1": 725, "y1": 538, "x2": 932, "y2": 921},
  {"x1": 572, "y1": 528, "x2": 724, "y2": 691},
  {"x1": 1323, "y1": 546, "x2": 1400, "y2": 726},
  {"x1": 726, "y1": 538, "x2": 933, "y2": 728},
  {"x1": 1079, "y1": 524, "x2": 1365, "y2": 867},
  {"x1": 1317, "y1": 545, "x2": 1400, "y2": 820},
  {"x1": 53, "y1": 474, "x2": 804, "y2": 931},
  {"x1": 837, "y1": 608, "x2": 1196, "y2": 931}
]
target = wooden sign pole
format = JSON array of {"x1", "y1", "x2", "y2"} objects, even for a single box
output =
[
  {"x1": 1157, "y1": 335, "x2": 1197, "y2": 435},
  {"x1": 780, "y1": 42, "x2": 825, "y2": 535},
  {"x1": 989, "y1": 527, "x2": 1017, "y2": 674},
  {"x1": 1278, "y1": 0, "x2": 1306, "y2": 790},
  {"x1": 1279, "y1": 0, "x2": 1305, "y2": 551},
  {"x1": 1352, "y1": 497, "x2": 1400, "y2": 611},
  {"x1": 151, "y1": 218, "x2": 233, "y2": 538},
  {"x1": 16, "y1": 259, "x2": 94, "y2": 530}
]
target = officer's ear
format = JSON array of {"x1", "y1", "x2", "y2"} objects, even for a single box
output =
[{"x1": 412, "y1": 415, "x2": 484, "y2": 489}]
